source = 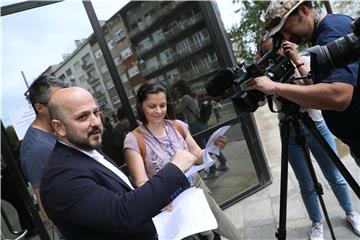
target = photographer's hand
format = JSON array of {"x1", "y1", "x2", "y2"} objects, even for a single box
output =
[
  {"x1": 282, "y1": 41, "x2": 302, "y2": 66},
  {"x1": 246, "y1": 76, "x2": 279, "y2": 96}
]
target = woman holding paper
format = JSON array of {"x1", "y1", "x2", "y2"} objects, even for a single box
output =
[{"x1": 124, "y1": 82, "x2": 241, "y2": 240}]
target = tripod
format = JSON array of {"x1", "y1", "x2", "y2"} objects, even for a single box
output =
[{"x1": 273, "y1": 101, "x2": 360, "y2": 240}]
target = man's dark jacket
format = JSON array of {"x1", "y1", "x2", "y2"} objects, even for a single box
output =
[{"x1": 40, "y1": 142, "x2": 189, "y2": 240}]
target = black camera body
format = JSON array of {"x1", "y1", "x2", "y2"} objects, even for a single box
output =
[
  {"x1": 206, "y1": 34, "x2": 295, "y2": 112},
  {"x1": 307, "y1": 17, "x2": 360, "y2": 77}
]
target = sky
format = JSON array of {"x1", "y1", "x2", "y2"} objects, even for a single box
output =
[{"x1": 1, "y1": 0, "x2": 241, "y2": 127}]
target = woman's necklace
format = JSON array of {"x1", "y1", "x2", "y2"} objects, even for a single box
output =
[{"x1": 143, "y1": 122, "x2": 176, "y2": 158}]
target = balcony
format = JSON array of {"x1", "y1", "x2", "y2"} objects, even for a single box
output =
[
  {"x1": 87, "y1": 76, "x2": 99, "y2": 84},
  {"x1": 179, "y1": 13, "x2": 203, "y2": 30},
  {"x1": 128, "y1": 1, "x2": 184, "y2": 39},
  {"x1": 135, "y1": 13, "x2": 203, "y2": 58},
  {"x1": 81, "y1": 61, "x2": 94, "y2": 70},
  {"x1": 140, "y1": 38, "x2": 211, "y2": 77},
  {"x1": 128, "y1": 13, "x2": 159, "y2": 38},
  {"x1": 180, "y1": 60, "x2": 220, "y2": 81},
  {"x1": 93, "y1": 90, "x2": 105, "y2": 98}
]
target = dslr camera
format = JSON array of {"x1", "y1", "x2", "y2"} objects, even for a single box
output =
[{"x1": 206, "y1": 33, "x2": 295, "y2": 112}]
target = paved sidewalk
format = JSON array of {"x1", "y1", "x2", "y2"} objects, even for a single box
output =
[{"x1": 222, "y1": 106, "x2": 360, "y2": 239}]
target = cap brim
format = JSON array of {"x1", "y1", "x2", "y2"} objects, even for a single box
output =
[{"x1": 264, "y1": 1, "x2": 303, "y2": 41}]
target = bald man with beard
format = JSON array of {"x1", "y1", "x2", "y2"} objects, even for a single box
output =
[{"x1": 40, "y1": 87, "x2": 197, "y2": 240}]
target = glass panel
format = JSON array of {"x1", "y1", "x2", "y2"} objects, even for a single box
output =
[{"x1": 198, "y1": 122, "x2": 259, "y2": 204}]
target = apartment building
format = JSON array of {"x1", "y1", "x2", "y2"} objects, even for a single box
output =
[
  {"x1": 89, "y1": 12, "x2": 146, "y2": 115},
  {"x1": 120, "y1": 1, "x2": 221, "y2": 95},
  {"x1": 51, "y1": 10, "x2": 146, "y2": 118}
]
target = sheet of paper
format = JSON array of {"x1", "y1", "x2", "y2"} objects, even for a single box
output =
[
  {"x1": 184, "y1": 125, "x2": 231, "y2": 177},
  {"x1": 206, "y1": 125, "x2": 231, "y2": 155},
  {"x1": 185, "y1": 149, "x2": 215, "y2": 177},
  {"x1": 152, "y1": 187, "x2": 218, "y2": 240}
]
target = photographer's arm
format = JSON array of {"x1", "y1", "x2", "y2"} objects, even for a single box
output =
[{"x1": 246, "y1": 77, "x2": 353, "y2": 111}]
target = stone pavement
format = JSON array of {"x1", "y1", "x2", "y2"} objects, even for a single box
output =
[{"x1": 222, "y1": 106, "x2": 360, "y2": 240}]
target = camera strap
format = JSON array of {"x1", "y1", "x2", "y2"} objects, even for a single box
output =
[{"x1": 267, "y1": 96, "x2": 276, "y2": 113}]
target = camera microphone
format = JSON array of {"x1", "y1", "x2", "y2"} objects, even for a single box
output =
[{"x1": 206, "y1": 66, "x2": 243, "y2": 96}]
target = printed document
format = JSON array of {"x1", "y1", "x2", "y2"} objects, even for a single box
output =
[
  {"x1": 152, "y1": 187, "x2": 217, "y2": 240},
  {"x1": 185, "y1": 125, "x2": 231, "y2": 177}
]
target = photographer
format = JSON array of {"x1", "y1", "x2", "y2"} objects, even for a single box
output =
[
  {"x1": 246, "y1": 0, "x2": 360, "y2": 167},
  {"x1": 258, "y1": 37, "x2": 359, "y2": 240}
]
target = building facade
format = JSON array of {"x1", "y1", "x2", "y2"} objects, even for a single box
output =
[{"x1": 120, "y1": 1, "x2": 221, "y2": 96}]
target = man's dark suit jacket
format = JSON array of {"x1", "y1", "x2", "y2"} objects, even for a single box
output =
[{"x1": 40, "y1": 142, "x2": 189, "y2": 240}]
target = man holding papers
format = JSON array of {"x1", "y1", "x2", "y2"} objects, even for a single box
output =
[{"x1": 40, "y1": 87, "x2": 197, "y2": 240}]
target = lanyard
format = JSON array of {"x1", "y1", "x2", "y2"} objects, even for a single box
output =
[{"x1": 143, "y1": 123, "x2": 175, "y2": 158}]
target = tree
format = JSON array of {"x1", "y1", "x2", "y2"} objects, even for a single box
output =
[
  {"x1": 229, "y1": 1, "x2": 330, "y2": 63},
  {"x1": 5, "y1": 125, "x2": 21, "y2": 159},
  {"x1": 230, "y1": 1, "x2": 268, "y2": 63}
]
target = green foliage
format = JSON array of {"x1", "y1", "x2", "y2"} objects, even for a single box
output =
[
  {"x1": 229, "y1": 0, "x2": 357, "y2": 63},
  {"x1": 230, "y1": 0, "x2": 269, "y2": 63},
  {"x1": 5, "y1": 125, "x2": 21, "y2": 155}
]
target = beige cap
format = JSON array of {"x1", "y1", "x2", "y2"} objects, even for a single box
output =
[{"x1": 264, "y1": 0, "x2": 304, "y2": 40}]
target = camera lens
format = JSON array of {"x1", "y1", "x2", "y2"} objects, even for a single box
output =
[{"x1": 308, "y1": 33, "x2": 359, "y2": 75}]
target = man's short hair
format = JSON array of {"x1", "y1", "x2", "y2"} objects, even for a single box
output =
[
  {"x1": 28, "y1": 75, "x2": 68, "y2": 113},
  {"x1": 264, "y1": 0, "x2": 313, "y2": 39}
]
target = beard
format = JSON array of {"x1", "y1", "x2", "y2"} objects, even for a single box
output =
[{"x1": 66, "y1": 126, "x2": 102, "y2": 150}]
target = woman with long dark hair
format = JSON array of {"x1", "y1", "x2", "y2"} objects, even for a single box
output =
[{"x1": 124, "y1": 82, "x2": 241, "y2": 240}]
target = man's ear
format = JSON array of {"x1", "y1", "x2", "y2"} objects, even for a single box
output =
[
  {"x1": 52, "y1": 119, "x2": 66, "y2": 137},
  {"x1": 300, "y1": 5, "x2": 310, "y2": 16},
  {"x1": 34, "y1": 103, "x2": 46, "y2": 114}
]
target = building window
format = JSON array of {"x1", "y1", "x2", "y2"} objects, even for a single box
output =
[
  {"x1": 114, "y1": 28, "x2": 125, "y2": 42},
  {"x1": 59, "y1": 74, "x2": 66, "y2": 81},
  {"x1": 120, "y1": 73, "x2": 128, "y2": 83},
  {"x1": 127, "y1": 89, "x2": 134, "y2": 98},
  {"x1": 98, "y1": 99, "x2": 108, "y2": 110},
  {"x1": 128, "y1": 65, "x2": 140, "y2": 78},
  {"x1": 95, "y1": 49, "x2": 103, "y2": 59},
  {"x1": 112, "y1": 95, "x2": 120, "y2": 104},
  {"x1": 88, "y1": 68, "x2": 98, "y2": 81},
  {"x1": 65, "y1": 68, "x2": 72, "y2": 76},
  {"x1": 79, "y1": 75, "x2": 86, "y2": 83},
  {"x1": 114, "y1": 56, "x2": 121, "y2": 66},
  {"x1": 120, "y1": 47, "x2": 133, "y2": 60},
  {"x1": 82, "y1": 53, "x2": 93, "y2": 66},
  {"x1": 107, "y1": 40, "x2": 115, "y2": 49},
  {"x1": 74, "y1": 61, "x2": 81, "y2": 71},
  {"x1": 105, "y1": 80, "x2": 115, "y2": 90},
  {"x1": 100, "y1": 64, "x2": 108, "y2": 74},
  {"x1": 93, "y1": 84, "x2": 104, "y2": 98}
]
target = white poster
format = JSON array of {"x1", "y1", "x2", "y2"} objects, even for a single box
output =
[{"x1": 8, "y1": 105, "x2": 35, "y2": 140}]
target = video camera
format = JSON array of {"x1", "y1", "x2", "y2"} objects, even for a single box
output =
[
  {"x1": 307, "y1": 17, "x2": 360, "y2": 78},
  {"x1": 206, "y1": 33, "x2": 295, "y2": 112}
]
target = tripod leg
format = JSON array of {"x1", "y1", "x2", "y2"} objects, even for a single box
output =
[
  {"x1": 302, "y1": 115, "x2": 360, "y2": 198},
  {"x1": 276, "y1": 120, "x2": 290, "y2": 240},
  {"x1": 292, "y1": 121, "x2": 336, "y2": 240}
]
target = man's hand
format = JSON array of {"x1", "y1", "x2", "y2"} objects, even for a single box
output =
[
  {"x1": 214, "y1": 136, "x2": 227, "y2": 150},
  {"x1": 161, "y1": 202, "x2": 174, "y2": 212},
  {"x1": 171, "y1": 150, "x2": 197, "y2": 173},
  {"x1": 246, "y1": 76, "x2": 279, "y2": 96}
]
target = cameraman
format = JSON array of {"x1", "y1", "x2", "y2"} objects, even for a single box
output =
[
  {"x1": 246, "y1": 0, "x2": 360, "y2": 167},
  {"x1": 258, "y1": 38, "x2": 359, "y2": 240}
]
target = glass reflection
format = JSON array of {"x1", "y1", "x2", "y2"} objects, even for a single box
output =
[{"x1": 199, "y1": 122, "x2": 259, "y2": 205}]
